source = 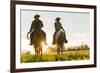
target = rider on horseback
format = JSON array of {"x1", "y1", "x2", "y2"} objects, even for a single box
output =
[
  {"x1": 52, "y1": 17, "x2": 68, "y2": 45},
  {"x1": 27, "y1": 14, "x2": 46, "y2": 45}
]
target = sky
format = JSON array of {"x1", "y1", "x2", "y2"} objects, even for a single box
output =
[{"x1": 20, "y1": 9, "x2": 90, "y2": 53}]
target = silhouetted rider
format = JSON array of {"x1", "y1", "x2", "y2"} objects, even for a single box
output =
[
  {"x1": 52, "y1": 17, "x2": 68, "y2": 45},
  {"x1": 27, "y1": 14, "x2": 46, "y2": 45}
]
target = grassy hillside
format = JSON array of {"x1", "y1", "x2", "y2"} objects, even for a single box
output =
[{"x1": 21, "y1": 49, "x2": 90, "y2": 63}]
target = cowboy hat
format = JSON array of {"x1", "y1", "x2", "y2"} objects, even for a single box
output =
[
  {"x1": 34, "y1": 14, "x2": 40, "y2": 18},
  {"x1": 55, "y1": 17, "x2": 61, "y2": 20}
]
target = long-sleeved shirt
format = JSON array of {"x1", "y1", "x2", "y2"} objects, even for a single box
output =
[
  {"x1": 54, "y1": 21, "x2": 63, "y2": 32},
  {"x1": 29, "y1": 19, "x2": 43, "y2": 33}
]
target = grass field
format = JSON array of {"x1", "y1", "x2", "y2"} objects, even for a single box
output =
[{"x1": 21, "y1": 49, "x2": 90, "y2": 63}]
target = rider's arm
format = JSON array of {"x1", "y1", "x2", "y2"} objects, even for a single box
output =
[
  {"x1": 60, "y1": 23, "x2": 65, "y2": 33},
  {"x1": 61, "y1": 27, "x2": 65, "y2": 32},
  {"x1": 27, "y1": 21, "x2": 35, "y2": 40},
  {"x1": 55, "y1": 22, "x2": 60, "y2": 31},
  {"x1": 29, "y1": 21, "x2": 35, "y2": 33},
  {"x1": 40, "y1": 20, "x2": 43, "y2": 28}
]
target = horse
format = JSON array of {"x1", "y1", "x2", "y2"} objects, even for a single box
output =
[
  {"x1": 55, "y1": 30, "x2": 68, "y2": 60},
  {"x1": 28, "y1": 29, "x2": 46, "y2": 62}
]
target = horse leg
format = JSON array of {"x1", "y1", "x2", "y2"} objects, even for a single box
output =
[
  {"x1": 57, "y1": 44, "x2": 60, "y2": 61},
  {"x1": 34, "y1": 47, "x2": 42, "y2": 62},
  {"x1": 61, "y1": 44, "x2": 64, "y2": 54},
  {"x1": 34, "y1": 46, "x2": 40, "y2": 62},
  {"x1": 35, "y1": 50, "x2": 39, "y2": 62},
  {"x1": 36, "y1": 51, "x2": 39, "y2": 62},
  {"x1": 35, "y1": 51, "x2": 37, "y2": 61},
  {"x1": 34, "y1": 46, "x2": 37, "y2": 62},
  {"x1": 40, "y1": 48, "x2": 42, "y2": 60},
  {"x1": 38, "y1": 48, "x2": 41, "y2": 61},
  {"x1": 37, "y1": 47, "x2": 41, "y2": 62},
  {"x1": 37, "y1": 47, "x2": 43, "y2": 62}
]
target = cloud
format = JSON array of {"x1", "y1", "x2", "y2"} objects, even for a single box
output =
[
  {"x1": 73, "y1": 33, "x2": 89, "y2": 38},
  {"x1": 65, "y1": 32, "x2": 90, "y2": 47}
]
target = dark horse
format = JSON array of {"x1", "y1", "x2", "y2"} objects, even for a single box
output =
[
  {"x1": 55, "y1": 30, "x2": 68, "y2": 60},
  {"x1": 27, "y1": 29, "x2": 46, "y2": 61}
]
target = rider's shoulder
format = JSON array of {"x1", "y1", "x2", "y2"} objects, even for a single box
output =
[
  {"x1": 55, "y1": 22, "x2": 61, "y2": 25},
  {"x1": 54, "y1": 22, "x2": 57, "y2": 24},
  {"x1": 32, "y1": 19, "x2": 42, "y2": 22},
  {"x1": 39, "y1": 19, "x2": 43, "y2": 22},
  {"x1": 32, "y1": 20, "x2": 36, "y2": 22}
]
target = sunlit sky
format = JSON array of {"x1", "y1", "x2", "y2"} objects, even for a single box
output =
[{"x1": 20, "y1": 9, "x2": 90, "y2": 53}]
